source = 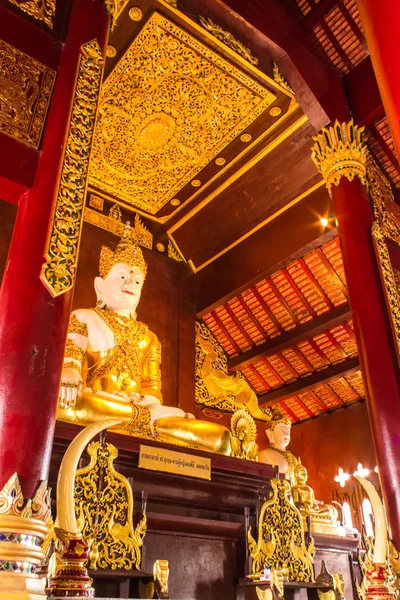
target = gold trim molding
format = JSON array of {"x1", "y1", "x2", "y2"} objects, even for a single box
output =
[
  {"x1": 7, "y1": 0, "x2": 55, "y2": 28},
  {"x1": 88, "y1": 11, "x2": 275, "y2": 214},
  {"x1": 0, "y1": 40, "x2": 56, "y2": 148},
  {"x1": 41, "y1": 40, "x2": 105, "y2": 297},
  {"x1": 311, "y1": 120, "x2": 367, "y2": 195}
]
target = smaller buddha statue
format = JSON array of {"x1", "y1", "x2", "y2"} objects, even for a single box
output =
[
  {"x1": 292, "y1": 462, "x2": 344, "y2": 536},
  {"x1": 258, "y1": 407, "x2": 298, "y2": 483}
]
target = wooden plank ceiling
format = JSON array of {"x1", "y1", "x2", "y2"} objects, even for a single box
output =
[{"x1": 201, "y1": 236, "x2": 365, "y2": 424}]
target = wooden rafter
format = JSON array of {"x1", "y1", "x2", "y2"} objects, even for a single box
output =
[
  {"x1": 319, "y1": 19, "x2": 353, "y2": 71},
  {"x1": 298, "y1": 258, "x2": 334, "y2": 309},
  {"x1": 237, "y1": 295, "x2": 269, "y2": 340},
  {"x1": 248, "y1": 364, "x2": 271, "y2": 390},
  {"x1": 258, "y1": 356, "x2": 360, "y2": 407},
  {"x1": 211, "y1": 311, "x2": 241, "y2": 354},
  {"x1": 294, "y1": 395, "x2": 315, "y2": 417},
  {"x1": 280, "y1": 402, "x2": 300, "y2": 423},
  {"x1": 315, "y1": 247, "x2": 348, "y2": 297},
  {"x1": 280, "y1": 269, "x2": 317, "y2": 318},
  {"x1": 229, "y1": 302, "x2": 351, "y2": 370},
  {"x1": 323, "y1": 383, "x2": 346, "y2": 406},
  {"x1": 252, "y1": 287, "x2": 285, "y2": 333},
  {"x1": 224, "y1": 303, "x2": 255, "y2": 348},
  {"x1": 307, "y1": 389, "x2": 330, "y2": 411}
]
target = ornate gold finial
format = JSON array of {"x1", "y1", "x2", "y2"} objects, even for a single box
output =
[
  {"x1": 264, "y1": 406, "x2": 291, "y2": 430},
  {"x1": 273, "y1": 63, "x2": 294, "y2": 96},
  {"x1": 311, "y1": 120, "x2": 367, "y2": 195},
  {"x1": 99, "y1": 225, "x2": 148, "y2": 278}
]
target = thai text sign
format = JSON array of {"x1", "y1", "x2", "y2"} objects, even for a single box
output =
[{"x1": 139, "y1": 445, "x2": 211, "y2": 480}]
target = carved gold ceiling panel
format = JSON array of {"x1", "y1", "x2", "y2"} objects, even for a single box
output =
[
  {"x1": 88, "y1": 12, "x2": 276, "y2": 214},
  {"x1": 0, "y1": 40, "x2": 56, "y2": 148}
]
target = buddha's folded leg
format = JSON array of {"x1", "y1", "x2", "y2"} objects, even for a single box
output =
[
  {"x1": 56, "y1": 388, "x2": 133, "y2": 426},
  {"x1": 154, "y1": 417, "x2": 231, "y2": 455}
]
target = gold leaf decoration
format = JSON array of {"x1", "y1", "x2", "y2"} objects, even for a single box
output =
[
  {"x1": 0, "y1": 40, "x2": 55, "y2": 148},
  {"x1": 7, "y1": 0, "x2": 56, "y2": 29},
  {"x1": 40, "y1": 40, "x2": 104, "y2": 297},
  {"x1": 88, "y1": 12, "x2": 275, "y2": 214},
  {"x1": 199, "y1": 15, "x2": 259, "y2": 66}
]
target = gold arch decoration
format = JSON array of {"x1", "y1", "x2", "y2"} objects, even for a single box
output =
[
  {"x1": 84, "y1": 201, "x2": 153, "y2": 249},
  {"x1": 248, "y1": 479, "x2": 315, "y2": 582},
  {"x1": 0, "y1": 40, "x2": 55, "y2": 148},
  {"x1": 74, "y1": 441, "x2": 146, "y2": 570},
  {"x1": 88, "y1": 11, "x2": 275, "y2": 214},
  {"x1": 41, "y1": 40, "x2": 104, "y2": 297},
  {"x1": 195, "y1": 321, "x2": 271, "y2": 421}
]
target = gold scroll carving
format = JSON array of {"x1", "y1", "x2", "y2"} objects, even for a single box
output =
[
  {"x1": 104, "y1": 0, "x2": 130, "y2": 32},
  {"x1": 273, "y1": 63, "x2": 294, "y2": 96},
  {"x1": 248, "y1": 479, "x2": 315, "y2": 582},
  {"x1": 40, "y1": 40, "x2": 104, "y2": 297},
  {"x1": 7, "y1": 0, "x2": 56, "y2": 29},
  {"x1": 311, "y1": 120, "x2": 367, "y2": 195},
  {"x1": 167, "y1": 239, "x2": 184, "y2": 262},
  {"x1": 74, "y1": 441, "x2": 146, "y2": 570},
  {"x1": 88, "y1": 11, "x2": 275, "y2": 214},
  {"x1": 195, "y1": 321, "x2": 270, "y2": 421},
  {"x1": 84, "y1": 201, "x2": 153, "y2": 249},
  {"x1": 368, "y1": 158, "x2": 400, "y2": 365},
  {"x1": 0, "y1": 40, "x2": 55, "y2": 148},
  {"x1": 198, "y1": 16, "x2": 259, "y2": 66}
]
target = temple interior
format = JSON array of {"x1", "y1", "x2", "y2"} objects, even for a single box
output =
[{"x1": 0, "y1": 0, "x2": 400, "y2": 599}]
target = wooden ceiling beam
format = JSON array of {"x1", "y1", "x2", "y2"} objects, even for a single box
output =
[
  {"x1": 345, "y1": 57, "x2": 384, "y2": 127},
  {"x1": 228, "y1": 302, "x2": 351, "y2": 370},
  {"x1": 259, "y1": 356, "x2": 360, "y2": 407},
  {"x1": 196, "y1": 186, "x2": 335, "y2": 317}
]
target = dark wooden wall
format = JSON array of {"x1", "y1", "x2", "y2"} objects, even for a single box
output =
[{"x1": 73, "y1": 222, "x2": 197, "y2": 411}]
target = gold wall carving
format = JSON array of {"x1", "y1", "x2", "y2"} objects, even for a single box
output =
[
  {"x1": 40, "y1": 40, "x2": 104, "y2": 297},
  {"x1": 104, "y1": 0, "x2": 130, "y2": 31},
  {"x1": 84, "y1": 202, "x2": 153, "y2": 249},
  {"x1": 368, "y1": 158, "x2": 400, "y2": 364},
  {"x1": 168, "y1": 239, "x2": 184, "y2": 262},
  {"x1": 7, "y1": 0, "x2": 56, "y2": 28},
  {"x1": 75, "y1": 441, "x2": 146, "y2": 570},
  {"x1": 0, "y1": 40, "x2": 55, "y2": 148},
  {"x1": 248, "y1": 479, "x2": 315, "y2": 582},
  {"x1": 88, "y1": 11, "x2": 275, "y2": 214},
  {"x1": 88, "y1": 194, "x2": 104, "y2": 211},
  {"x1": 311, "y1": 120, "x2": 367, "y2": 195},
  {"x1": 199, "y1": 16, "x2": 259, "y2": 66},
  {"x1": 195, "y1": 321, "x2": 270, "y2": 421}
]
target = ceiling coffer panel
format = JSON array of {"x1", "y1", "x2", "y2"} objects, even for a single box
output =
[{"x1": 88, "y1": 11, "x2": 276, "y2": 214}]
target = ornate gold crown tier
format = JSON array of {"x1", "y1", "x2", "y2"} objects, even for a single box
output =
[
  {"x1": 99, "y1": 227, "x2": 148, "y2": 278},
  {"x1": 311, "y1": 120, "x2": 367, "y2": 194}
]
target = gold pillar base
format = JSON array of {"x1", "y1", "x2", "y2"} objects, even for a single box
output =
[{"x1": 0, "y1": 573, "x2": 46, "y2": 599}]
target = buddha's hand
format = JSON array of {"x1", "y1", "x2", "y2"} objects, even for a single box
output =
[
  {"x1": 135, "y1": 394, "x2": 161, "y2": 407},
  {"x1": 59, "y1": 366, "x2": 83, "y2": 409}
]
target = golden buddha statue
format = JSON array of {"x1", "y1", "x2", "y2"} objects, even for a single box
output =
[
  {"x1": 57, "y1": 228, "x2": 231, "y2": 454},
  {"x1": 292, "y1": 463, "x2": 344, "y2": 536},
  {"x1": 258, "y1": 407, "x2": 298, "y2": 483}
]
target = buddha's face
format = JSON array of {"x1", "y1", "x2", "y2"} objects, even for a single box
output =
[
  {"x1": 266, "y1": 422, "x2": 291, "y2": 450},
  {"x1": 95, "y1": 262, "x2": 144, "y2": 315},
  {"x1": 295, "y1": 465, "x2": 308, "y2": 485}
]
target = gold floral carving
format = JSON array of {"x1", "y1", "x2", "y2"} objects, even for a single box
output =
[
  {"x1": 311, "y1": 120, "x2": 367, "y2": 195},
  {"x1": 368, "y1": 159, "x2": 400, "y2": 364},
  {"x1": 40, "y1": 40, "x2": 104, "y2": 297},
  {"x1": 273, "y1": 63, "x2": 294, "y2": 96},
  {"x1": 248, "y1": 479, "x2": 315, "y2": 582},
  {"x1": 0, "y1": 40, "x2": 55, "y2": 148},
  {"x1": 84, "y1": 203, "x2": 153, "y2": 249},
  {"x1": 88, "y1": 12, "x2": 275, "y2": 213},
  {"x1": 230, "y1": 409, "x2": 258, "y2": 460},
  {"x1": 196, "y1": 321, "x2": 271, "y2": 421},
  {"x1": 199, "y1": 16, "x2": 259, "y2": 66},
  {"x1": 88, "y1": 194, "x2": 104, "y2": 211},
  {"x1": 74, "y1": 441, "x2": 146, "y2": 570},
  {"x1": 168, "y1": 239, "x2": 184, "y2": 262},
  {"x1": 7, "y1": 0, "x2": 55, "y2": 28}
]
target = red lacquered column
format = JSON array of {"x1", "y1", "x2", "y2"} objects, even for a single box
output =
[
  {"x1": 0, "y1": 0, "x2": 109, "y2": 500},
  {"x1": 312, "y1": 122, "x2": 400, "y2": 548},
  {"x1": 356, "y1": 0, "x2": 400, "y2": 160}
]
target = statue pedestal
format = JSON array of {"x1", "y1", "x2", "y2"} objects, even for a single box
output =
[
  {"x1": 0, "y1": 573, "x2": 46, "y2": 600},
  {"x1": 51, "y1": 423, "x2": 360, "y2": 600}
]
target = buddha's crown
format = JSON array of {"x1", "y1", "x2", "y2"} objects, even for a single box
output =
[
  {"x1": 99, "y1": 225, "x2": 148, "y2": 279},
  {"x1": 264, "y1": 406, "x2": 291, "y2": 430}
]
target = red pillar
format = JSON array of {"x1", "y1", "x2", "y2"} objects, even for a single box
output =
[
  {"x1": 0, "y1": 0, "x2": 109, "y2": 499},
  {"x1": 356, "y1": 0, "x2": 400, "y2": 160},
  {"x1": 312, "y1": 123, "x2": 400, "y2": 548}
]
